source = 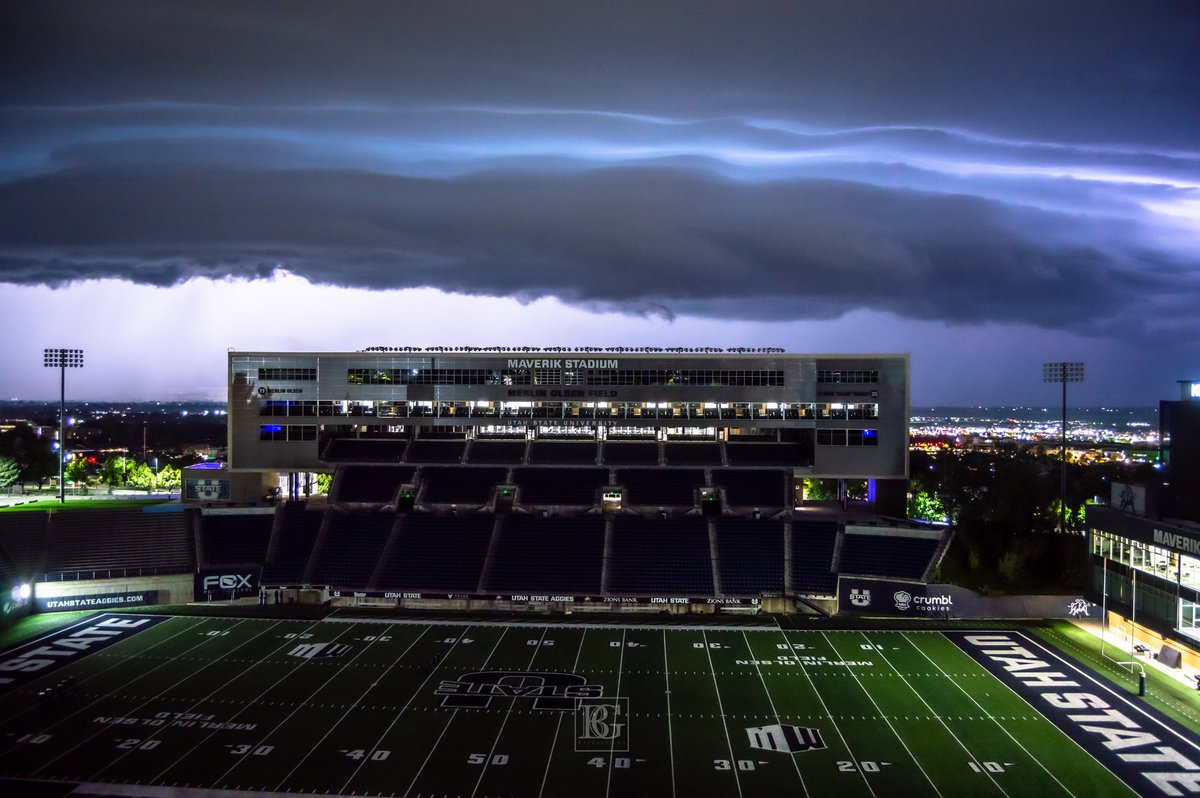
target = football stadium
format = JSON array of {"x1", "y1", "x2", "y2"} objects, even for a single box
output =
[{"x1": 1, "y1": 349, "x2": 1198, "y2": 797}]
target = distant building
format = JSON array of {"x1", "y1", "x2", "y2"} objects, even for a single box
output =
[
  {"x1": 217, "y1": 349, "x2": 910, "y2": 514},
  {"x1": 1086, "y1": 380, "x2": 1200, "y2": 650}
]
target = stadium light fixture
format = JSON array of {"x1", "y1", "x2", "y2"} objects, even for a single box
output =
[
  {"x1": 43, "y1": 348, "x2": 84, "y2": 504},
  {"x1": 1043, "y1": 361, "x2": 1084, "y2": 533}
]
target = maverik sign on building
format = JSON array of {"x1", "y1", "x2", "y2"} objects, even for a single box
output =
[{"x1": 948, "y1": 632, "x2": 1200, "y2": 796}]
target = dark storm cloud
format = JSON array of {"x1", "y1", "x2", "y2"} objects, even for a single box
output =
[
  {"x1": 1, "y1": 0, "x2": 1198, "y2": 348},
  {"x1": 0, "y1": 165, "x2": 1191, "y2": 341}
]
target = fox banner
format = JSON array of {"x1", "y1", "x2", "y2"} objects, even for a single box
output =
[{"x1": 194, "y1": 568, "x2": 262, "y2": 601}]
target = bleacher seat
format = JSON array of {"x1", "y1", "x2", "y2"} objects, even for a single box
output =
[
  {"x1": 467, "y1": 440, "x2": 527, "y2": 465},
  {"x1": 838, "y1": 534, "x2": 940, "y2": 580},
  {"x1": 374, "y1": 513, "x2": 495, "y2": 591},
  {"x1": 335, "y1": 465, "x2": 415, "y2": 503},
  {"x1": 791, "y1": 520, "x2": 838, "y2": 594},
  {"x1": 725, "y1": 442, "x2": 812, "y2": 467},
  {"x1": 43, "y1": 508, "x2": 191, "y2": 577},
  {"x1": 716, "y1": 517, "x2": 784, "y2": 594},
  {"x1": 608, "y1": 517, "x2": 713, "y2": 595},
  {"x1": 311, "y1": 512, "x2": 395, "y2": 588},
  {"x1": 324, "y1": 438, "x2": 408, "y2": 463},
  {"x1": 484, "y1": 515, "x2": 604, "y2": 593},
  {"x1": 713, "y1": 469, "x2": 790, "y2": 507},
  {"x1": 603, "y1": 441, "x2": 660, "y2": 465},
  {"x1": 420, "y1": 466, "x2": 507, "y2": 505},
  {"x1": 615, "y1": 468, "x2": 705, "y2": 507},
  {"x1": 405, "y1": 439, "x2": 467, "y2": 463},
  {"x1": 512, "y1": 467, "x2": 608, "y2": 506},
  {"x1": 527, "y1": 441, "x2": 598, "y2": 465},
  {"x1": 262, "y1": 504, "x2": 323, "y2": 584},
  {"x1": 201, "y1": 513, "x2": 273, "y2": 566},
  {"x1": 664, "y1": 442, "x2": 723, "y2": 466},
  {"x1": 0, "y1": 512, "x2": 50, "y2": 579}
]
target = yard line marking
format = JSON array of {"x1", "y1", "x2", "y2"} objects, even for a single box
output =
[
  {"x1": 537, "y1": 628, "x2": 588, "y2": 798},
  {"x1": 740, "y1": 631, "x2": 809, "y2": 798},
  {"x1": 662, "y1": 629, "x2": 677, "y2": 798},
  {"x1": 28, "y1": 618, "x2": 267, "y2": 777},
  {"x1": 273, "y1": 625, "x2": 431, "y2": 792},
  {"x1": 782, "y1": 629, "x2": 875, "y2": 796},
  {"x1": 338, "y1": 624, "x2": 477, "y2": 796},
  {"x1": 604, "y1": 628, "x2": 627, "y2": 798},
  {"x1": 470, "y1": 626, "x2": 551, "y2": 798},
  {"x1": 0, "y1": 615, "x2": 214, "y2": 747},
  {"x1": 403, "y1": 627, "x2": 509, "y2": 797},
  {"x1": 820, "y1": 631, "x2": 942, "y2": 798},
  {"x1": 856, "y1": 631, "x2": 1008, "y2": 798},
  {"x1": 903, "y1": 632, "x2": 1077, "y2": 798},
  {"x1": 150, "y1": 618, "x2": 359, "y2": 786},
  {"x1": 701, "y1": 630, "x2": 744, "y2": 798}
]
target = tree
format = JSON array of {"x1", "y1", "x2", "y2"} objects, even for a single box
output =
[
  {"x1": 100, "y1": 456, "x2": 133, "y2": 486},
  {"x1": 316, "y1": 472, "x2": 333, "y2": 495},
  {"x1": 156, "y1": 464, "x2": 181, "y2": 490},
  {"x1": 907, "y1": 489, "x2": 947, "y2": 523},
  {"x1": 65, "y1": 457, "x2": 89, "y2": 484},
  {"x1": 0, "y1": 423, "x2": 55, "y2": 488},
  {"x1": 0, "y1": 456, "x2": 18, "y2": 489},
  {"x1": 127, "y1": 462, "x2": 155, "y2": 490},
  {"x1": 802, "y1": 478, "x2": 838, "y2": 501}
]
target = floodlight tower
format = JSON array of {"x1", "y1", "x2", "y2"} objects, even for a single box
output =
[
  {"x1": 43, "y1": 348, "x2": 84, "y2": 503},
  {"x1": 1043, "y1": 361, "x2": 1084, "y2": 533}
]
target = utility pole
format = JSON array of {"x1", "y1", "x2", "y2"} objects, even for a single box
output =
[
  {"x1": 1042, "y1": 361, "x2": 1084, "y2": 533},
  {"x1": 43, "y1": 348, "x2": 84, "y2": 504}
]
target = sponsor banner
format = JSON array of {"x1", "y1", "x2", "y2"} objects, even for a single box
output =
[
  {"x1": 946, "y1": 631, "x2": 1200, "y2": 797},
  {"x1": 195, "y1": 569, "x2": 262, "y2": 601},
  {"x1": 0, "y1": 613, "x2": 168, "y2": 693},
  {"x1": 838, "y1": 578, "x2": 1094, "y2": 619},
  {"x1": 325, "y1": 589, "x2": 760, "y2": 606},
  {"x1": 838, "y1": 578, "x2": 955, "y2": 616},
  {"x1": 35, "y1": 591, "x2": 157, "y2": 613},
  {"x1": 437, "y1": 670, "x2": 604, "y2": 710}
]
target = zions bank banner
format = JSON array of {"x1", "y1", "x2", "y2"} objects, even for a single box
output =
[{"x1": 838, "y1": 577, "x2": 1094, "y2": 620}]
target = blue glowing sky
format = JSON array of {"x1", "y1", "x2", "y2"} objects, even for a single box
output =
[{"x1": 1, "y1": 1, "x2": 1197, "y2": 404}]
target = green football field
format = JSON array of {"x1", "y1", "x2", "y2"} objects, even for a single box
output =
[{"x1": 0, "y1": 612, "x2": 1195, "y2": 797}]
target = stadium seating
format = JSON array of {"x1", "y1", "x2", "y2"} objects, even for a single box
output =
[
  {"x1": 527, "y1": 441, "x2": 598, "y2": 465},
  {"x1": 603, "y1": 441, "x2": 660, "y2": 465},
  {"x1": 838, "y1": 533, "x2": 940, "y2": 580},
  {"x1": 791, "y1": 520, "x2": 839, "y2": 594},
  {"x1": 712, "y1": 468, "x2": 790, "y2": 508},
  {"x1": 42, "y1": 508, "x2": 191, "y2": 578},
  {"x1": 715, "y1": 517, "x2": 785, "y2": 594},
  {"x1": 484, "y1": 515, "x2": 604, "y2": 593},
  {"x1": 405, "y1": 438, "x2": 467, "y2": 463},
  {"x1": 0, "y1": 511, "x2": 50, "y2": 579},
  {"x1": 512, "y1": 467, "x2": 609, "y2": 506},
  {"x1": 262, "y1": 504, "x2": 324, "y2": 584},
  {"x1": 200, "y1": 512, "x2": 273, "y2": 566},
  {"x1": 335, "y1": 465, "x2": 415, "y2": 503},
  {"x1": 608, "y1": 517, "x2": 713, "y2": 594},
  {"x1": 615, "y1": 468, "x2": 705, "y2": 507},
  {"x1": 374, "y1": 513, "x2": 495, "y2": 591},
  {"x1": 663, "y1": 442, "x2": 723, "y2": 466},
  {"x1": 725, "y1": 442, "x2": 812, "y2": 467},
  {"x1": 311, "y1": 511, "x2": 396, "y2": 588},
  {"x1": 323, "y1": 438, "x2": 408, "y2": 463},
  {"x1": 467, "y1": 440, "x2": 527, "y2": 465},
  {"x1": 419, "y1": 466, "x2": 507, "y2": 505}
]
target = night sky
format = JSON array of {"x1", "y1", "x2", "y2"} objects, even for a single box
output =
[{"x1": 2, "y1": 1, "x2": 1197, "y2": 404}]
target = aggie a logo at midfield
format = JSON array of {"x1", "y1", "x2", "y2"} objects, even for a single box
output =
[{"x1": 437, "y1": 671, "x2": 603, "y2": 710}]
